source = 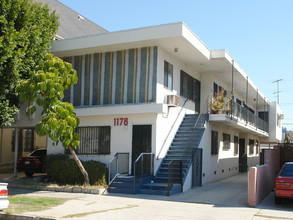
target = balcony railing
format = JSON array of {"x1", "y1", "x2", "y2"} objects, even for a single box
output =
[{"x1": 210, "y1": 100, "x2": 269, "y2": 133}]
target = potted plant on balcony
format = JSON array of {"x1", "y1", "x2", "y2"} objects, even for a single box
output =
[{"x1": 209, "y1": 90, "x2": 225, "y2": 114}]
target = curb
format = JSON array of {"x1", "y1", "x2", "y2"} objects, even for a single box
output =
[
  {"x1": 0, "y1": 214, "x2": 55, "y2": 220},
  {"x1": 8, "y1": 184, "x2": 108, "y2": 195}
]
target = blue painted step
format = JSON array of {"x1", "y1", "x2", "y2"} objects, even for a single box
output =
[
  {"x1": 139, "y1": 114, "x2": 202, "y2": 195},
  {"x1": 139, "y1": 183, "x2": 181, "y2": 196}
]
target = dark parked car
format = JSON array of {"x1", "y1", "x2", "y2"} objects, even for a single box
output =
[
  {"x1": 274, "y1": 162, "x2": 293, "y2": 204},
  {"x1": 17, "y1": 148, "x2": 47, "y2": 177}
]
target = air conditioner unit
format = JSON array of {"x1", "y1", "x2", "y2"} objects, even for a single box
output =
[{"x1": 166, "y1": 95, "x2": 179, "y2": 107}]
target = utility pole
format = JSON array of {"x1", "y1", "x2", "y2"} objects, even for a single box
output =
[{"x1": 273, "y1": 79, "x2": 282, "y2": 104}]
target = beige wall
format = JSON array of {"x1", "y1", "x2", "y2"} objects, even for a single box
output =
[
  {"x1": 0, "y1": 128, "x2": 47, "y2": 166},
  {"x1": 248, "y1": 148, "x2": 280, "y2": 207}
]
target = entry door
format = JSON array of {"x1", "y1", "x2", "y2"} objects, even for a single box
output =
[
  {"x1": 192, "y1": 148, "x2": 202, "y2": 187},
  {"x1": 132, "y1": 125, "x2": 152, "y2": 174},
  {"x1": 239, "y1": 138, "x2": 247, "y2": 172}
]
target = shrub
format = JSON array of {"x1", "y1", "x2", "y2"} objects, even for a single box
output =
[{"x1": 45, "y1": 154, "x2": 108, "y2": 186}]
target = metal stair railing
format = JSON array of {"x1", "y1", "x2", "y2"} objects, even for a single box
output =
[
  {"x1": 133, "y1": 153, "x2": 154, "y2": 194},
  {"x1": 108, "y1": 152, "x2": 129, "y2": 186},
  {"x1": 157, "y1": 99, "x2": 188, "y2": 160},
  {"x1": 167, "y1": 113, "x2": 208, "y2": 195},
  {"x1": 167, "y1": 159, "x2": 182, "y2": 196}
]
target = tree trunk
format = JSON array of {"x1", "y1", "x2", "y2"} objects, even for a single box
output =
[{"x1": 69, "y1": 145, "x2": 90, "y2": 185}]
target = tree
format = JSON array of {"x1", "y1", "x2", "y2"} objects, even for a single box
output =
[
  {"x1": 16, "y1": 54, "x2": 90, "y2": 185},
  {"x1": 0, "y1": 0, "x2": 59, "y2": 127}
]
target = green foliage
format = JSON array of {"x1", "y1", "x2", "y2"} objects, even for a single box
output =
[
  {"x1": 46, "y1": 155, "x2": 108, "y2": 186},
  {"x1": 44, "y1": 153, "x2": 69, "y2": 170},
  {"x1": 0, "y1": 100, "x2": 18, "y2": 127},
  {"x1": 16, "y1": 54, "x2": 79, "y2": 149},
  {"x1": 0, "y1": 0, "x2": 59, "y2": 127}
]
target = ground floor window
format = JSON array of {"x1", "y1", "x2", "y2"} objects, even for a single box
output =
[
  {"x1": 211, "y1": 130, "x2": 218, "y2": 155},
  {"x1": 72, "y1": 126, "x2": 111, "y2": 155},
  {"x1": 249, "y1": 139, "x2": 254, "y2": 155},
  {"x1": 234, "y1": 136, "x2": 239, "y2": 155},
  {"x1": 223, "y1": 133, "x2": 230, "y2": 151},
  {"x1": 255, "y1": 140, "x2": 259, "y2": 155},
  {"x1": 11, "y1": 128, "x2": 35, "y2": 153}
]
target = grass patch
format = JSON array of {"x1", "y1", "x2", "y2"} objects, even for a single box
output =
[{"x1": 3, "y1": 196, "x2": 67, "y2": 215}]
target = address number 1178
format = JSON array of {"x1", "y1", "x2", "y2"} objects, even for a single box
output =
[{"x1": 114, "y1": 118, "x2": 128, "y2": 126}]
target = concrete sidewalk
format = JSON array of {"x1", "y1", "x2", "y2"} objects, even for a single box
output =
[{"x1": 1, "y1": 173, "x2": 293, "y2": 219}]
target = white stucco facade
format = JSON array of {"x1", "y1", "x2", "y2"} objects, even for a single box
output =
[{"x1": 9, "y1": 22, "x2": 283, "y2": 190}]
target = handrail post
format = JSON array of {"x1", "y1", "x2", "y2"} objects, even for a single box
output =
[
  {"x1": 141, "y1": 154, "x2": 143, "y2": 177},
  {"x1": 108, "y1": 163, "x2": 111, "y2": 184},
  {"x1": 180, "y1": 160, "x2": 183, "y2": 192},
  {"x1": 116, "y1": 154, "x2": 119, "y2": 175},
  {"x1": 133, "y1": 162, "x2": 136, "y2": 194}
]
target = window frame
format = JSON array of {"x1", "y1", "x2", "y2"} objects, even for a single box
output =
[
  {"x1": 255, "y1": 140, "x2": 259, "y2": 155},
  {"x1": 71, "y1": 126, "x2": 111, "y2": 155},
  {"x1": 180, "y1": 70, "x2": 201, "y2": 112},
  {"x1": 211, "y1": 130, "x2": 218, "y2": 155},
  {"x1": 234, "y1": 136, "x2": 239, "y2": 155},
  {"x1": 164, "y1": 60, "x2": 173, "y2": 91},
  {"x1": 249, "y1": 139, "x2": 254, "y2": 155},
  {"x1": 223, "y1": 133, "x2": 231, "y2": 151},
  {"x1": 24, "y1": 128, "x2": 35, "y2": 152}
]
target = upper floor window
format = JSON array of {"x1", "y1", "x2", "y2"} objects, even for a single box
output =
[
  {"x1": 164, "y1": 61, "x2": 173, "y2": 90},
  {"x1": 180, "y1": 70, "x2": 201, "y2": 112},
  {"x1": 214, "y1": 83, "x2": 227, "y2": 97}
]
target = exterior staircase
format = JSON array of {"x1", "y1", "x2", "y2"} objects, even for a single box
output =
[
  {"x1": 108, "y1": 114, "x2": 207, "y2": 196},
  {"x1": 138, "y1": 114, "x2": 207, "y2": 195}
]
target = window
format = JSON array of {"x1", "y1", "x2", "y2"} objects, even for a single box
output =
[
  {"x1": 280, "y1": 164, "x2": 293, "y2": 176},
  {"x1": 214, "y1": 83, "x2": 227, "y2": 97},
  {"x1": 249, "y1": 139, "x2": 254, "y2": 155},
  {"x1": 234, "y1": 136, "x2": 239, "y2": 155},
  {"x1": 24, "y1": 129, "x2": 34, "y2": 152},
  {"x1": 211, "y1": 130, "x2": 218, "y2": 155},
  {"x1": 164, "y1": 61, "x2": 173, "y2": 90},
  {"x1": 73, "y1": 126, "x2": 111, "y2": 155},
  {"x1": 180, "y1": 70, "x2": 201, "y2": 112},
  {"x1": 223, "y1": 133, "x2": 230, "y2": 151},
  {"x1": 213, "y1": 83, "x2": 218, "y2": 97},
  {"x1": 255, "y1": 140, "x2": 259, "y2": 155}
]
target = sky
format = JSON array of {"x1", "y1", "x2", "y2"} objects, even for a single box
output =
[{"x1": 59, "y1": 0, "x2": 293, "y2": 131}]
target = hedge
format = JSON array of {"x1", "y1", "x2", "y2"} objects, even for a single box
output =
[{"x1": 45, "y1": 154, "x2": 108, "y2": 186}]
